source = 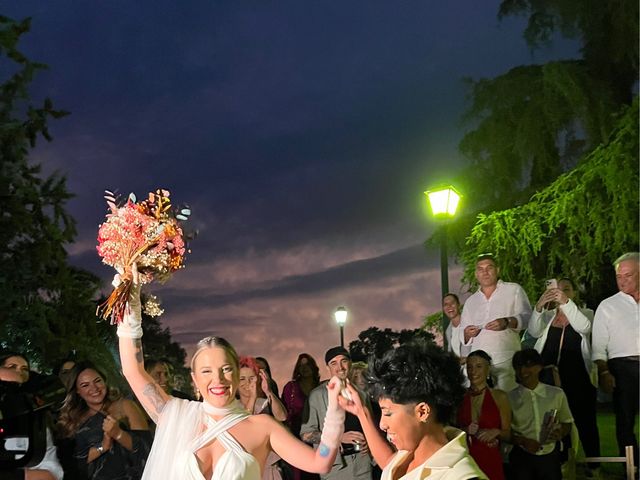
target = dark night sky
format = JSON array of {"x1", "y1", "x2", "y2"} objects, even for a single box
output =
[{"x1": 4, "y1": 1, "x2": 578, "y2": 386}]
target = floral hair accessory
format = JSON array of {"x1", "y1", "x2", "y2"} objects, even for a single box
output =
[{"x1": 96, "y1": 188, "x2": 192, "y2": 324}]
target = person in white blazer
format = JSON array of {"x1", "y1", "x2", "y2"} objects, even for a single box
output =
[{"x1": 527, "y1": 277, "x2": 601, "y2": 473}]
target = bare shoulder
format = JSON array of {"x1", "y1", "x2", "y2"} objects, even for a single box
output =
[
  {"x1": 246, "y1": 413, "x2": 288, "y2": 436},
  {"x1": 121, "y1": 397, "x2": 144, "y2": 414},
  {"x1": 233, "y1": 414, "x2": 277, "y2": 446},
  {"x1": 490, "y1": 388, "x2": 509, "y2": 405},
  {"x1": 109, "y1": 397, "x2": 128, "y2": 414},
  {"x1": 246, "y1": 413, "x2": 279, "y2": 428}
]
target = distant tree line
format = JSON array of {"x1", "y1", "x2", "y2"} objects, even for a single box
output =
[{"x1": 0, "y1": 15, "x2": 189, "y2": 390}]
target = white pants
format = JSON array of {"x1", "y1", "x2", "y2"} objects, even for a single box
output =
[{"x1": 491, "y1": 358, "x2": 517, "y2": 392}]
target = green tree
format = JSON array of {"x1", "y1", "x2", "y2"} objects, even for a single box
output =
[
  {"x1": 458, "y1": 61, "x2": 618, "y2": 212},
  {"x1": 451, "y1": 0, "x2": 637, "y2": 218},
  {"x1": 499, "y1": 0, "x2": 638, "y2": 105},
  {"x1": 0, "y1": 16, "x2": 117, "y2": 377},
  {"x1": 422, "y1": 311, "x2": 444, "y2": 336},
  {"x1": 459, "y1": 99, "x2": 638, "y2": 307},
  {"x1": 0, "y1": 16, "x2": 193, "y2": 388},
  {"x1": 348, "y1": 326, "x2": 435, "y2": 362},
  {"x1": 140, "y1": 310, "x2": 191, "y2": 392}
]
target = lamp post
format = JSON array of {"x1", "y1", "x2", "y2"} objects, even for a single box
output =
[
  {"x1": 424, "y1": 185, "x2": 461, "y2": 350},
  {"x1": 334, "y1": 306, "x2": 348, "y2": 347}
]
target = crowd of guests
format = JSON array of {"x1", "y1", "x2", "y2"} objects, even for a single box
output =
[
  {"x1": 0, "y1": 251, "x2": 636, "y2": 480},
  {"x1": 443, "y1": 251, "x2": 639, "y2": 480}
]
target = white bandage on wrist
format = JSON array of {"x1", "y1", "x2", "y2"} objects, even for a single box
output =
[
  {"x1": 319, "y1": 406, "x2": 345, "y2": 449},
  {"x1": 116, "y1": 283, "x2": 143, "y2": 339}
]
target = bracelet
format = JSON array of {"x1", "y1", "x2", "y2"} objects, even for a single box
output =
[
  {"x1": 116, "y1": 431, "x2": 124, "y2": 441},
  {"x1": 96, "y1": 445, "x2": 105, "y2": 455},
  {"x1": 599, "y1": 370, "x2": 610, "y2": 376},
  {"x1": 502, "y1": 318, "x2": 510, "y2": 329}
]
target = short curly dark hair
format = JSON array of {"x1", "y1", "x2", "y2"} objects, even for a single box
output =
[{"x1": 365, "y1": 340, "x2": 465, "y2": 424}]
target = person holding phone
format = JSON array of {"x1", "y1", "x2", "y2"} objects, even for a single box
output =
[{"x1": 527, "y1": 277, "x2": 601, "y2": 474}]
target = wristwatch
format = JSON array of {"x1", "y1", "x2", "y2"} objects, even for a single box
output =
[{"x1": 96, "y1": 445, "x2": 105, "y2": 455}]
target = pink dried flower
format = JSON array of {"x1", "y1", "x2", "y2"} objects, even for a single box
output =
[{"x1": 96, "y1": 189, "x2": 191, "y2": 324}]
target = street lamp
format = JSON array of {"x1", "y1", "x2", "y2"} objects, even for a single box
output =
[
  {"x1": 334, "y1": 306, "x2": 348, "y2": 347},
  {"x1": 424, "y1": 185, "x2": 461, "y2": 350}
]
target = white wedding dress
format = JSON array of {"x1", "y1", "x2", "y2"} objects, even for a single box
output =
[{"x1": 142, "y1": 398, "x2": 261, "y2": 480}]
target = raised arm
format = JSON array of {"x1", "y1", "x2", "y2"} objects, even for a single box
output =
[
  {"x1": 559, "y1": 299, "x2": 591, "y2": 334},
  {"x1": 527, "y1": 291, "x2": 554, "y2": 338},
  {"x1": 260, "y1": 370, "x2": 288, "y2": 422},
  {"x1": 116, "y1": 267, "x2": 171, "y2": 422},
  {"x1": 271, "y1": 377, "x2": 344, "y2": 474},
  {"x1": 340, "y1": 383, "x2": 395, "y2": 469}
]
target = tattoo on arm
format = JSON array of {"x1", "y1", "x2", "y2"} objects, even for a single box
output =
[
  {"x1": 318, "y1": 443, "x2": 330, "y2": 457},
  {"x1": 142, "y1": 382, "x2": 167, "y2": 422},
  {"x1": 132, "y1": 339, "x2": 143, "y2": 364}
]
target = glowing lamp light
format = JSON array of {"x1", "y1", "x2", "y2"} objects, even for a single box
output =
[
  {"x1": 423, "y1": 184, "x2": 462, "y2": 351},
  {"x1": 334, "y1": 306, "x2": 348, "y2": 327},
  {"x1": 424, "y1": 186, "x2": 461, "y2": 218}
]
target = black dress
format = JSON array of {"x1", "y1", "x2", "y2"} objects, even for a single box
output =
[
  {"x1": 69, "y1": 411, "x2": 152, "y2": 480},
  {"x1": 541, "y1": 324, "x2": 601, "y2": 461}
]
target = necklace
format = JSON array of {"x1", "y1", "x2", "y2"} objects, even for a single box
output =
[{"x1": 469, "y1": 386, "x2": 487, "y2": 397}]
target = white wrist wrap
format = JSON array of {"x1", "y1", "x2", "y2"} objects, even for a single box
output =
[
  {"x1": 320, "y1": 405, "x2": 345, "y2": 449},
  {"x1": 116, "y1": 282, "x2": 143, "y2": 339}
]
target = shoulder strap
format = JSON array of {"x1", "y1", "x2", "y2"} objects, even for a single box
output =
[{"x1": 556, "y1": 326, "x2": 566, "y2": 365}]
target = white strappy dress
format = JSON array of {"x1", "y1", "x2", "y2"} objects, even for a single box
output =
[{"x1": 142, "y1": 398, "x2": 261, "y2": 480}]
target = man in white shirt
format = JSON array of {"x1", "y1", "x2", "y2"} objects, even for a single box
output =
[
  {"x1": 508, "y1": 349, "x2": 573, "y2": 480},
  {"x1": 592, "y1": 252, "x2": 640, "y2": 466},
  {"x1": 461, "y1": 254, "x2": 532, "y2": 391}
]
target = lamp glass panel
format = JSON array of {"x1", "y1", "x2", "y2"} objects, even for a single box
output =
[
  {"x1": 334, "y1": 308, "x2": 347, "y2": 326},
  {"x1": 426, "y1": 187, "x2": 460, "y2": 217}
]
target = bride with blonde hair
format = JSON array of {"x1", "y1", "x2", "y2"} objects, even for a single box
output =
[{"x1": 116, "y1": 265, "x2": 345, "y2": 480}]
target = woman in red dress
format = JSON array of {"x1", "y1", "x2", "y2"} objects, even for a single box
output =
[{"x1": 457, "y1": 350, "x2": 511, "y2": 480}]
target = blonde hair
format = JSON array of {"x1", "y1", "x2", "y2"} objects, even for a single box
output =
[
  {"x1": 190, "y1": 336, "x2": 239, "y2": 371},
  {"x1": 614, "y1": 252, "x2": 640, "y2": 269}
]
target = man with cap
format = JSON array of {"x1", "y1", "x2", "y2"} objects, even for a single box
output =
[
  {"x1": 300, "y1": 346, "x2": 373, "y2": 480},
  {"x1": 507, "y1": 348, "x2": 574, "y2": 480}
]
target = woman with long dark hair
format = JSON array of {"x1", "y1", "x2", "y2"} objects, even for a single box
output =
[
  {"x1": 282, "y1": 353, "x2": 321, "y2": 437},
  {"x1": 56, "y1": 361, "x2": 151, "y2": 479},
  {"x1": 282, "y1": 353, "x2": 322, "y2": 480}
]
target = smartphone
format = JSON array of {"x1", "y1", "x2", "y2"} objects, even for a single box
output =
[{"x1": 545, "y1": 278, "x2": 558, "y2": 290}]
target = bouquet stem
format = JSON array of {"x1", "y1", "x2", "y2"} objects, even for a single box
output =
[{"x1": 97, "y1": 277, "x2": 133, "y2": 325}]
